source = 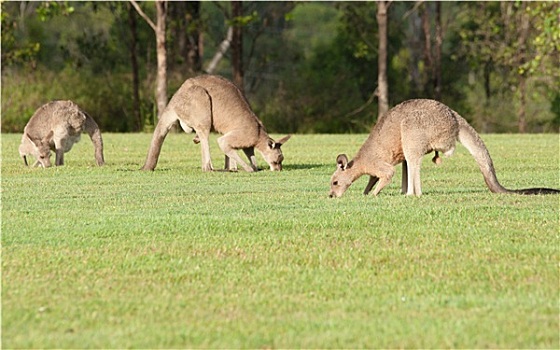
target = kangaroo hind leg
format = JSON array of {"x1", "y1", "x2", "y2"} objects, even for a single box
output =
[
  {"x1": 401, "y1": 161, "x2": 408, "y2": 194},
  {"x1": 401, "y1": 117, "x2": 432, "y2": 196},
  {"x1": 404, "y1": 155, "x2": 423, "y2": 196},
  {"x1": 402, "y1": 143, "x2": 424, "y2": 196},
  {"x1": 242, "y1": 148, "x2": 258, "y2": 171},
  {"x1": 180, "y1": 86, "x2": 214, "y2": 172}
]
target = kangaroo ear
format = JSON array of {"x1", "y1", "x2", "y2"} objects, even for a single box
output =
[
  {"x1": 336, "y1": 154, "x2": 350, "y2": 170},
  {"x1": 276, "y1": 135, "x2": 291, "y2": 146},
  {"x1": 25, "y1": 133, "x2": 40, "y2": 149},
  {"x1": 267, "y1": 139, "x2": 276, "y2": 149}
]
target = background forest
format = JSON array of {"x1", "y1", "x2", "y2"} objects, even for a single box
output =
[{"x1": 2, "y1": 1, "x2": 559, "y2": 134}]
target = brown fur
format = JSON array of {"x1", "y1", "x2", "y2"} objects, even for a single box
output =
[
  {"x1": 141, "y1": 75, "x2": 290, "y2": 172},
  {"x1": 19, "y1": 100, "x2": 104, "y2": 167},
  {"x1": 329, "y1": 99, "x2": 559, "y2": 197}
]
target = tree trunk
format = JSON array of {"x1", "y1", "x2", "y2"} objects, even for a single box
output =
[
  {"x1": 129, "y1": 0, "x2": 168, "y2": 119},
  {"x1": 421, "y1": 2, "x2": 433, "y2": 96},
  {"x1": 155, "y1": 0, "x2": 168, "y2": 118},
  {"x1": 518, "y1": 76, "x2": 527, "y2": 133},
  {"x1": 169, "y1": 1, "x2": 188, "y2": 72},
  {"x1": 127, "y1": 3, "x2": 141, "y2": 131},
  {"x1": 231, "y1": 1, "x2": 244, "y2": 91},
  {"x1": 516, "y1": 2, "x2": 530, "y2": 133},
  {"x1": 407, "y1": 10, "x2": 423, "y2": 96},
  {"x1": 433, "y1": 2, "x2": 442, "y2": 101},
  {"x1": 168, "y1": 1, "x2": 201, "y2": 74},
  {"x1": 185, "y1": 1, "x2": 202, "y2": 73},
  {"x1": 482, "y1": 60, "x2": 492, "y2": 133},
  {"x1": 205, "y1": 26, "x2": 233, "y2": 74},
  {"x1": 376, "y1": 1, "x2": 389, "y2": 118}
]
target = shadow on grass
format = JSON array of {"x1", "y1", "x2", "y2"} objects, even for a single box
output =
[
  {"x1": 282, "y1": 163, "x2": 326, "y2": 171},
  {"x1": 114, "y1": 163, "x2": 328, "y2": 172},
  {"x1": 422, "y1": 187, "x2": 487, "y2": 195},
  {"x1": 116, "y1": 165, "x2": 174, "y2": 172}
]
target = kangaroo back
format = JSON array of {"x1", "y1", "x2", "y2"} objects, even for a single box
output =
[{"x1": 180, "y1": 75, "x2": 264, "y2": 136}]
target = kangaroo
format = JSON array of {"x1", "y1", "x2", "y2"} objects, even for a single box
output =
[
  {"x1": 329, "y1": 99, "x2": 559, "y2": 197},
  {"x1": 141, "y1": 74, "x2": 291, "y2": 172},
  {"x1": 19, "y1": 100, "x2": 105, "y2": 167}
]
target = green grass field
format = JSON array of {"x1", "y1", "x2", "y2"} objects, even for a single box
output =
[{"x1": 2, "y1": 132, "x2": 559, "y2": 348}]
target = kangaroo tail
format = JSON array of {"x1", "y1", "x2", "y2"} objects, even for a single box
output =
[
  {"x1": 141, "y1": 108, "x2": 178, "y2": 170},
  {"x1": 83, "y1": 111, "x2": 105, "y2": 166},
  {"x1": 456, "y1": 114, "x2": 559, "y2": 195},
  {"x1": 456, "y1": 115, "x2": 508, "y2": 193},
  {"x1": 510, "y1": 187, "x2": 560, "y2": 195}
]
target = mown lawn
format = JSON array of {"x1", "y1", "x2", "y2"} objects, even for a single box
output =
[{"x1": 2, "y1": 132, "x2": 559, "y2": 348}]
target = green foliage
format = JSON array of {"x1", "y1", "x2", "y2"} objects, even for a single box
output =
[
  {"x1": 1, "y1": 67, "x2": 147, "y2": 132},
  {"x1": 35, "y1": 1, "x2": 74, "y2": 21},
  {"x1": 459, "y1": 2, "x2": 560, "y2": 132},
  {"x1": 520, "y1": 2, "x2": 560, "y2": 79},
  {"x1": 1, "y1": 2, "x2": 558, "y2": 133},
  {"x1": 228, "y1": 10, "x2": 258, "y2": 27},
  {"x1": 1, "y1": 2, "x2": 41, "y2": 67},
  {"x1": 2, "y1": 133, "x2": 559, "y2": 348}
]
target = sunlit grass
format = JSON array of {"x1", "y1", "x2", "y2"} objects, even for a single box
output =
[{"x1": 2, "y1": 132, "x2": 559, "y2": 348}]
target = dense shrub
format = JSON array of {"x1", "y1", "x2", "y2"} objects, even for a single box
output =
[{"x1": 1, "y1": 66, "x2": 153, "y2": 133}]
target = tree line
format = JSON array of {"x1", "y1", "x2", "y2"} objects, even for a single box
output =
[{"x1": 2, "y1": 1, "x2": 559, "y2": 133}]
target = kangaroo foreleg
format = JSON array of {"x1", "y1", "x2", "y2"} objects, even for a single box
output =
[
  {"x1": 225, "y1": 155, "x2": 237, "y2": 171},
  {"x1": 216, "y1": 131, "x2": 255, "y2": 172},
  {"x1": 243, "y1": 148, "x2": 258, "y2": 171},
  {"x1": 363, "y1": 176, "x2": 379, "y2": 195},
  {"x1": 372, "y1": 176, "x2": 393, "y2": 196},
  {"x1": 196, "y1": 132, "x2": 214, "y2": 172},
  {"x1": 217, "y1": 135, "x2": 253, "y2": 172}
]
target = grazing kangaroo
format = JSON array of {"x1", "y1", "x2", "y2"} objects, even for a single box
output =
[
  {"x1": 141, "y1": 75, "x2": 291, "y2": 172},
  {"x1": 19, "y1": 100, "x2": 105, "y2": 168},
  {"x1": 329, "y1": 99, "x2": 559, "y2": 197}
]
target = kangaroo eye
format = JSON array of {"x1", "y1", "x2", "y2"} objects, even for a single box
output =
[{"x1": 333, "y1": 181, "x2": 338, "y2": 186}]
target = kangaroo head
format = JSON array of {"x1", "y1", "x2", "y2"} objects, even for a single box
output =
[
  {"x1": 329, "y1": 154, "x2": 355, "y2": 198},
  {"x1": 20, "y1": 131, "x2": 54, "y2": 168},
  {"x1": 261, "y1": 135, "x2": 291, "y2": 171}
]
